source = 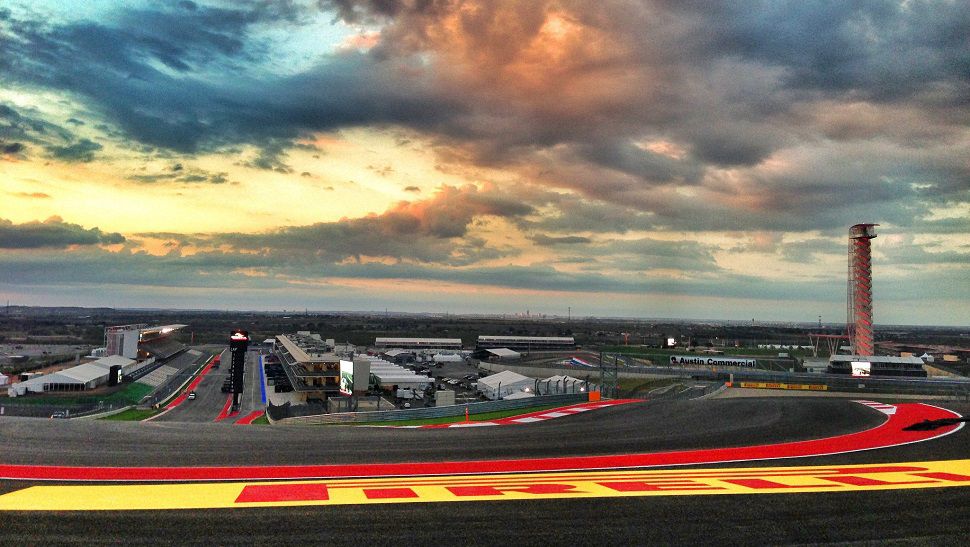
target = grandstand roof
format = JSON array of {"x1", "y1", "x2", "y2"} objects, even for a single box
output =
[
  {"x1": 485, "y1": 348, "x2": 521, "y2": 359},
  {"x1": 59, "y1": 363, "x2": 111, "y2": 383},
  {"x1": 375, "y1": 338, "x2": 462, "y2": 346},
  {"x1": 92, "y1": 355, "x2": 135, "y2": 369},
  {"x1": 477, "y1": 336, "x2": 575, "y2": 342},
  {"x1": 829, "y1": 355, "x2": 924, "y2": 365},
  {"x1": 139, "y1": 324, "x2": 187, "y2": 334}
]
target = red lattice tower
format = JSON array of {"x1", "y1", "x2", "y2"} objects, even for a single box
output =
[{"x1": 847, "y1": 224, "x2": 878, "y2": 356}]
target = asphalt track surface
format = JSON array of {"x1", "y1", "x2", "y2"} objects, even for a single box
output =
[
  {"x1": 1, "y1": 397, "x2": 968, "y2": 544},
  {"x1": 154, "y1": 350, "x2": 263, "y2": 424}
]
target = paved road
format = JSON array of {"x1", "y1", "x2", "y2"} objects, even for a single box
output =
[
  {"x1": 154, "y1": 349, "x2": 264, "y2": 423},
  {"x1": 0, "y1": 398, "x2": 967, "y2": 544}
]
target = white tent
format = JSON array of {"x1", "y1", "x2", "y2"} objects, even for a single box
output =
[
  {"x1": 478, "y1": 370, "x2": 534, "y2": 400},
  {"x1": 433, "y1": 353, "x2": 464, "y2": 363},
  {"x1": 357, "y1": 355, "x2": 433, "y2": 390}
]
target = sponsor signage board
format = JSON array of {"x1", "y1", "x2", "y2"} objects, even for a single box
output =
[
  {"x1": 670, "y1": 355, "x2": 757, "y2": 367},
  {"x1": 851, "y1": 361, "x2": 872, "y2": 377},
  {"x1": 739, "y1": 382, "x2": 828, "y2": 391},
  {"x1": 339, "y1": 359, "x2": 353, "y2": 396}
]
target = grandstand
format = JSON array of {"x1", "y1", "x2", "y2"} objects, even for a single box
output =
[
  {"x1": 135, "y1": 365, "x2": 179, "y2": 387},
  {"x1": 476, "y1": 336, "x2": 575, "y2": 352},
  {"x1": 375, "y1": 338, "x2": 463, "y2": 350},
  {"x1": 139, "y1": 337, "x2": 185, "y2": 360}
]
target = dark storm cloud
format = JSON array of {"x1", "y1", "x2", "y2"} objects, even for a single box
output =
[
  {"x1": 885, "y1": 242, "x2": 970, "y2": 266},
  {"x1": 0, "y1": 103, "x2": 74, "y2": 144},
  {"x1": 1, "y1": 141, "x2": 25, "y2": 155},
  {"x1": 151, "y1": 184, "x2": 534, "y2": 265},
  {"x1": 0, "y1": 5, "x2": 464, "y2": 153},
  {"x1": 900, "y1": 217, "x2": 970, "y2": 235},
  {"x1": 597, "y1": 238, "x2": 721, "y2": 273},
  {"x1": 241, "y1": 140, "x2": 294, "y2": 173},
  {"x1": 576, "y1": 140, "x2": 703, "y2": 184},
  {"x1": 0, "y1": 242, "x2": 794, "y2": 299},
  {"x1": 1, "y1": 1, "x2": 967, "y2": 239},
  {"x1": 529, "y1": 234, "x2": 591, "y2": 246},
  {"x1": 319, "y1": 0, "x2": 969, "y2": 229},
  {"x1": 45, "y1": 138, "x2": 102, "y2": 162},
  {"x1": 129, "y1": 165, "x2": 231, "y2": 185},
  {"x1": 780, "y1": 238, "x2": 844, "y2": 263},
  {"x1": 0, "y1": 217, "x2": 125, "y2": 249},
  {"x1": 689, "y1": 0, "x2": 970, "y2": 103}
]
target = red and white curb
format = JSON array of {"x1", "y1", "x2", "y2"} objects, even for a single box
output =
[
  {"x1": 381, "y1": 399, "x2": 641, "y2": 429},
  {"x1": 854, "y1": 400, "x2": 897, "y2": 415}
]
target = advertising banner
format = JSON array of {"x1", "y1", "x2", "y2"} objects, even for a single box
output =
[
  {"x1": 339, "y1": 359, "x2": 353, "y2": 396},
  {"x1": 851, "y1": 361, "x2": 872, "y2": 377},
  {"x1": 670, "y1": 355, "x2": 757, "y2": 367},
  {"x1": 738, "y1": 382, "x2": 828, "y2": 391}
]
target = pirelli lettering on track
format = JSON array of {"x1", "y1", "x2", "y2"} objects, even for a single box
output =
[{"x1": 2, "y1": 460, "x2": 969, "y2": 511}]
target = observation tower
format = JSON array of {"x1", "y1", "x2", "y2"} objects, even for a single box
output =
[{"x1": 847, "y1": 223, "x2": 878, "y2": 356}]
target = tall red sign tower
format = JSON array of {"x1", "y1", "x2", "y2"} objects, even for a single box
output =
[{"x1": 847, "y1": 224, "x2": 878, "y2": 356}]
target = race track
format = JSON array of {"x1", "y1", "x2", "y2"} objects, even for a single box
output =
[{"x1": 0, "y1": 397, "x2": 967, "y2": 544}]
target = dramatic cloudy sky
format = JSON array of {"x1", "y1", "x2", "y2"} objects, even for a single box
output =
[{"x1": 1, "y1": 1, "x2": 968, "y2": 325}]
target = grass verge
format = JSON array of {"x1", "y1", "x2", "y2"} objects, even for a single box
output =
[
  {"x1": 9, "y1": 382, "x2": 156, "y2": 406},
  {"x1": 99, "y1": 407, "x2": 159, "y2": 421},
  {"x1": 251, "y1": 414, "x2": 270, "y2": 425}
]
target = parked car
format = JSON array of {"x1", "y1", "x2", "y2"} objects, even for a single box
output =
[{"x1": 49, "y1": 412, "x2": 67, "y2": 419}]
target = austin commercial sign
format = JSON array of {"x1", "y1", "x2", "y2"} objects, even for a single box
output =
[{"x1": 670, "y1": 355, "x2": 757, "y2": 367}]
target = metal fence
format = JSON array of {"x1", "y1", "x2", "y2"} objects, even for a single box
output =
[
  {"x1": 269, "y1": 393, "x2": 589, "y2": 425},
  {"x1": 602, "y1": 356, "x2": 970, "y2": 399},
  {"x1": 486, "y1": 355, "x2": 970, "y2": 400},
  {"x1": 637, "y1": 381, "x2": 725, "y2": 401}
]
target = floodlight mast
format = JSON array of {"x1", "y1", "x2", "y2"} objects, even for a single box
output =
[{"x1": 847, "y1": 224, "x2": 878, "y2": 356}]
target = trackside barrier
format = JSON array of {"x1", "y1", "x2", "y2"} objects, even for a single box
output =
[
  {"x1": 268, "y1": 393, "x2": 589, "y2": 425},
  {"x1": 75, "y1": 405, "x2": 134, "y2": 420},
  {"x1": 486, "y1": 360, "x2": 970, "y2": 400}
]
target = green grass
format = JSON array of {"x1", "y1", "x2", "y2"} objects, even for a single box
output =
[
  {"x1": 347, "y1": 404, "x2": 565, "y2": 426},
  {"x1": 99, "y1": 407, "x2": 158, "y2": 421},
  {"x1": 251, "y1": 414, "x2": 270, "y2": 425},
  {"x1": 10, "y1": 382, "x2": 155, "y2": 406}
]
